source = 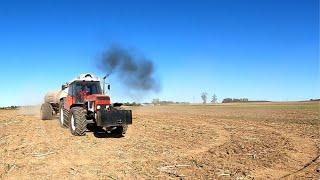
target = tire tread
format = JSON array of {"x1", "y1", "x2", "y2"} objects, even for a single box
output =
[
  {"x1": 41, "y1": 103, "x2": 53, "y2": 120},
  {"x1": 70, "y1": 107, "x2": 87, "y2": 136}
]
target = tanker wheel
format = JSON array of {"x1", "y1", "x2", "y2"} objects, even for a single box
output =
[
  {"x1": 69, "y1": 107, "x2": 87, "y2": 136},
  {"x1": 59, "y1": 101, "x2": 70, "y2": 128},
  {"x1": 40, "y1": 103, "x2": 53, "y2": 120}
]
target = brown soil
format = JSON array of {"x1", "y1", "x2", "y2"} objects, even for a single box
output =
[{"x1": 0, "y1": 102, "x2": 319, "y2": 179}]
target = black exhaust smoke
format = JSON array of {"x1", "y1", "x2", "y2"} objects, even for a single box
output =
[{"x1": 97, "y1": 45, "x2": 161, "y2": 93}]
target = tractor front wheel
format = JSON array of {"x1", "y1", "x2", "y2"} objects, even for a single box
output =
[
  {"x1": 69, "y1": 107, "x2": 87, "y2": 136},
  {"x1": 111, "y1": 126, "x2": 124, "y2": 137}
]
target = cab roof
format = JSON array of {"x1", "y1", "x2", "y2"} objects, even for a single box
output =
[{"x1": 69, "y1": 73, "x2": 100, "y2": 83}]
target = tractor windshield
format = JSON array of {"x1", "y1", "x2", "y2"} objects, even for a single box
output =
[
  {"x1": 71, "y1": 81, "x2": 102, "y2": 104},
  {"x1": 74, "y1": 81, "x2": 102, "y2": 95}
]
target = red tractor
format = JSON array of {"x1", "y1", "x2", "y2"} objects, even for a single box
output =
[{"x1": 40, "y1": 73, "x2": 132, "y2": 136}]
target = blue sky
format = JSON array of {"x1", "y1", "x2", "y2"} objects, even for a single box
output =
[{"x1": 0, "y1": 0, "x2": 319, "y2": 106}]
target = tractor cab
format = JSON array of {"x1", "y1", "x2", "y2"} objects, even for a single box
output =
[{"x1": 64, "y1": 73, "x2": 111, "y2": 109}]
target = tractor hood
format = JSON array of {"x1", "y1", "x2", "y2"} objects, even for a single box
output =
[{"x1": 86, "y1": 94, "x2": 111, "y2": 105}]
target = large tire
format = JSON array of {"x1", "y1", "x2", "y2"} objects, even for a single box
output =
[
  {"x1": 59, "y1": 100, "x2": 70, "y2": 128},
  {"x1": 111, "y1": 126, "x2": 125, "y2": 137},
  {"x1": 69, "y1": 107, "x2": 87, "y2": 136},
  {"x1": 40, "y1": 103, "x2": 53, "y2": 120},
  {"x1": 122, "y1": 124, "x2": 128, "y2": 134}
]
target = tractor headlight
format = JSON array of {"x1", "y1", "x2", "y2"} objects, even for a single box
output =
[{"x1": 96, "y1": 105, "x2": 101, "y2": 110}]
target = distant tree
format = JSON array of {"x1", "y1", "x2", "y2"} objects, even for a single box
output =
[
  {"x1": 201, "y1": 92, "x2": 208, "y2": 104},
  {"x1": 152, "y1": 98, "x2": 160, "y2": 105},
  {"x1": 241, "y1": 98, "x2": 248, "y2": 102},
  {"x1": 211, "y1": 93, "x2": 218, "y2": 103}
]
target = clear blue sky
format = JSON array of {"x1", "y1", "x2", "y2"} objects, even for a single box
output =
[{"x1": 0, "y1": 0, "x2": 319, "y2": 106}]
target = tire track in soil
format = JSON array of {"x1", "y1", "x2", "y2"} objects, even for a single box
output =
[
  {"x1": 183, "y1": 125, "x2": 231, "y2": 156},
  {"x1": 133, "y1": 106, "x2": 319, "y2": 179},
  {"x1": 230, "y1": 119, "x2": 319, "y2": 178},
  {"x1": 183, "y1": 116, "x2": 319, "y2": 179},
  {"x1": 3, "y1": 113, "x2": 57, "y2": 179}
]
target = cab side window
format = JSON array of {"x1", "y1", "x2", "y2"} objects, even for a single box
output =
[{"x1": 68, "y1": 83, "x2": 74, "y2": 96}]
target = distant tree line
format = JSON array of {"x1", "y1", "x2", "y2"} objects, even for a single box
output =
[
  {"x1": 222, "y1": 98, "x2": 249, "y2": 103},
  {"x1": 123, "y1": 99, "x2": 191, "y2": 106},
  {"x1": 0, "y1": 106, "x2": 19, "y2": 110},
  {"x1": 123, "y1": 102, "x2": 141, "y2": 106},
  {"x1": 152, "y1": 99, "x2": 190, "y2": 105}
]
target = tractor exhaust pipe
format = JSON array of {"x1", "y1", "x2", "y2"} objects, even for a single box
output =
[{"x1": 102, "y1": 74, "x2": 110, "y2": 95}]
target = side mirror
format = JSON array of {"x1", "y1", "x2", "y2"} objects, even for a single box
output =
[{"x1": 107, "y1": 84, "x2": 110, "y2": 90}]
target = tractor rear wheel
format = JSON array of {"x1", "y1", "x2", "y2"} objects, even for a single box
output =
[
  {"x1": 40, "y1": 103, "x2": 53, "y2": 120},
  {"x1": 59, "y1": 101, "x2": 70, "y2": 128},
  {"x1": 69, "y1": 107, "x2": 87, "y2": 136}
]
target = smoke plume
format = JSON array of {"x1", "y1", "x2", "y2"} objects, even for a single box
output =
[{"x1": 97, "y1": 45, "x2": 160, "y2": 92}]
